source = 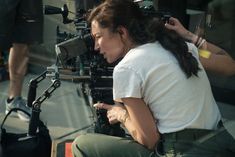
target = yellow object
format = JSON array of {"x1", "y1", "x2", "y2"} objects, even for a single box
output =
[{"x1": 199, "y1": 49, "x2": 211, "y2": 59}]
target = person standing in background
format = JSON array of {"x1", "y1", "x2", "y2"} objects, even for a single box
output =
[{"x1": 0, "y1": 0, "x2": 44, "y2": 121}]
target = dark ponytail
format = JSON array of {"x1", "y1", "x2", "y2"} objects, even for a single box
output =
[{"x1": 148, "y1": 18, "x2": 200, "y2": 78}]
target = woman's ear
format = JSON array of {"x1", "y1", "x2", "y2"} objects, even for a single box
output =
[{"x1": 117, "y1": 26, "x2": 128, "y2": 38}]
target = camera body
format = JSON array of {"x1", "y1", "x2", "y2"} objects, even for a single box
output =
[{"x1": 53, "y1": 10, "x2": 126, "y2": 136}]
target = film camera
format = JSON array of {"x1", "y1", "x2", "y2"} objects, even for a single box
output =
[
  {"x1": 45, "y1": 4, "x2": 125, "y2": 137},
  {"x1": 55, "y1": 36, "x2": 124, "y2": 136}
]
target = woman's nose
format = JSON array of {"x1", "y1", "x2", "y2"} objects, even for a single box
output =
[{"x1": 94, "y1": 42, "x2": 100, "y2": 51}]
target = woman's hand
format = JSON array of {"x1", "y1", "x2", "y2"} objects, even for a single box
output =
[
  {"x1": 94, "y1": 99, "x2": 159, "y2": 150},
  {"x1": 165, "y1": 17, "x2": 198, "y2": 44},
  {"x1": 94, "y1": 102, "x2": 128, "y2": 124}
]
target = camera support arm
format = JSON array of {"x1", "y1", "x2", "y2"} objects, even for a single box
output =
[
  {"x1": 32, "y1": 79, "x2": 61, "y2": 110},
  {"x1": 27, "y1": 71, "x2": 47, "y2": 108},
  {"x1": 27, "y1": 67, "x2": 61, "y2": 136},
  {"x1": 27, "y1": 64, "x2": 60, "y2": 107}
]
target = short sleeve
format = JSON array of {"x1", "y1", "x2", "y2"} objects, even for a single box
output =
[{"x1": 113, "y1": 66, "x2": 142, "y2": 101}]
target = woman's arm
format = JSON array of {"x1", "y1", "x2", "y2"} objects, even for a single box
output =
[
  {"x1": 200, "y1": 42, "x2": 235, "y2": 76},
  {"x1": 94, "y1": 98, "x2": 160, "y2": 150},
  {"x1": 121, "y1": 97, "x2": 159, "y2": 150},
  {"x1": 165, "y1": 17, "x2": 235, "y2": 76}
]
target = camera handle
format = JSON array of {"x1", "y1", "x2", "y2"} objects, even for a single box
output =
[{"x1": 44, "y1": 4, "x2": 73, "y2": 24}]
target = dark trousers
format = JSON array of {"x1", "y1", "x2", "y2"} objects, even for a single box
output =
[
  {"x1": 157, "y1": 123, "x2": 235, "y2": 156},
  {"x1": 0, "y1": 0, "x2": 43, "y2": 51}
]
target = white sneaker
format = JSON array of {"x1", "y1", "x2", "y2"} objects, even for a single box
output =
[{"x1": 5, "y1": 96, "x2": 31, "y2": 122}]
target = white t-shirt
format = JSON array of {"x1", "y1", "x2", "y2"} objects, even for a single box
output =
[{"x1": 113, "y1": 41, "x2": 221, "y2": 133}]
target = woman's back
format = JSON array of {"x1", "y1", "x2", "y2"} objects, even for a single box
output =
[{"x1": 113, "y1": 41, "x2": 221, "y2": 133}]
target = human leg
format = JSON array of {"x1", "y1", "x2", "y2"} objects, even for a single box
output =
[
  {"x1": 0, "y1": 0, "x2": 30, "y2": 120},
  {"x1": 72, "y1": 133, "x2": 156, "y2": 157},
  {"x1": 4, "y1": 0, "x2": 43, "y2": 121},
  {"x1": 8, "y1": 43, "x2": 29, "y2": 98},
  {"x1": 8, "y1": 0, "x2": 43, "y2": 97},
  {"x1": 0, "y1": 0, "x2": 29, "y2": 98},
  {"x1": 5, "y1": 43, "x2": 31, "y2": 121}
]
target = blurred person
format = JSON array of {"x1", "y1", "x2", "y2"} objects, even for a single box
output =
[
  {"x1": 72, "y1": 0, "x2": 235, "y2": 156},
  {"x1": 165, "y1": 17, "x2": 235, "y2": 76},
  {"x1": 0, "y1": 0, "x2": 43, "y2": 121}
]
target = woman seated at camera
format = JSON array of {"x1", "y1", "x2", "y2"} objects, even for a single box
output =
[{"x1": 72, "y1": 0, "x2": 235, "y2": 157}]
